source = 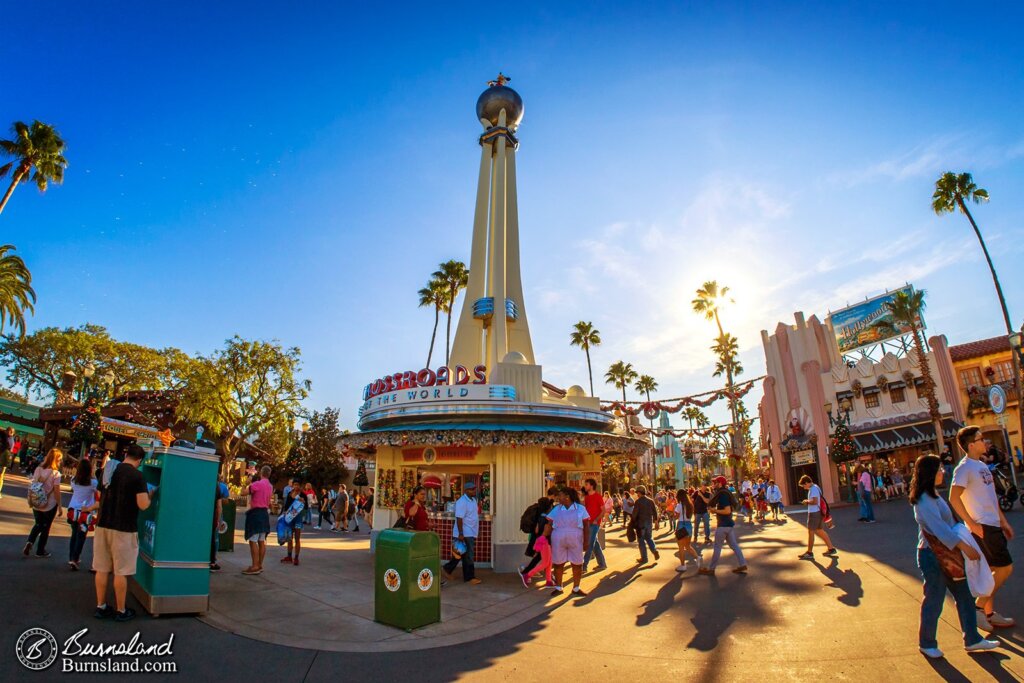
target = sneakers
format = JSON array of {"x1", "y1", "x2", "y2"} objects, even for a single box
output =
[
  {"x1": 798, "y1": 552, "x2": 814, "y2": 560},
  {"x1": 550, "y1": 587, "x2": 564, "y2": 596},
  {"x1": 280, "y1": 556, "x2": 293, "y2": 564},
  {"x1": 468, "y1": 578, "x2": 481, "y2": 585},
  {"x1": 823, "y1": 548, "x2": 838, "y2": 557},
  {"x1": 919, "y1": 647, "x2": 943, "y2": 659},
  {"x1": 22, "y1": 541, "x2": 31, "y2": 557},
  {"x1": 114, "y1": 608, "x2": 136, "y2": 622},
  {"x1": 965, "y1": 639, "x2": 1001, "y2": 653},
  {"x1": 653, "y1": 550, "x2": 661, "y2": 561},
  {"x1": 988, "y1": 612, "x2": 1015, "y2": 628},
  {"x1": 313, "y1": 526, "x2": 320, "y2": 530},
  {"x1": 675, "y1": 564, "x2": 688, "y2": 573},
  {"x1": 517, "y1": 567, "x2": 529, "y2": 588},
  {"x1": 94, "y1": 604, "x2": 115, "y2": 619},
  {"x1": 35, "y1": 551, "x2": 51, "y2": 558},
  {"x1": 976, "y1": 610, "x2": 993, "y2": 631},
  {"x1": 732, "y1": 565, "x2": 748, "y2": 574},
  {"x1": 292, "y1": 557, "x2": 300, "y2": 566},
  {"x1": 865, "y1": 519, "x2": 876, "y2": 524},
  {"x1": 210, "y1": 563, "x2": 221, "y2": 572},
  {"x1": 571, "y1": 588, "x2": 586, "y2": 597},
  {"x1": 69, "y1": 560, "x2": 79, "y2": 571}
]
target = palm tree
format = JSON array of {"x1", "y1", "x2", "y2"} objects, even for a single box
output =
[
  {"x1": 711, "y1": 334, "x2": 744, "y2": 381},
  {"x1": 417, "y1": 277, "x2": 448, "y2": 368},
  {"x1": 932, "y1": 172, "x2": 1010, "y2": 333},
  {"x1": 432, "y1": 260, "x2": 469, "y2": 365},
  {"x1": 604, "y1": 361, "x2": 638, "y2": 404},
  {"x1": 0, "y1": 245, "x2": 36, "y2": 337},
  {"x1": 693, "y1": 281, "x2": 742, "y2": 484},
  {"x1": 683, "y1": 406, "x2": 702, "y2": 430},
  {"x1": 634, "y1": 374, "x2": 658, "y2": 404},
  {"x1": 877, "y1": 289, "x2": 945, "y2": 454},
  {"x1": 0, "y1": 121, "x2": 68, "y2": 216},
  {"x1": 569, "y1": 321, "x2": 601, "y2": 396}
]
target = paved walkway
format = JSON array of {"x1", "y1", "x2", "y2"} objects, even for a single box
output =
[{"x1": 202, "y1": 517, "x2": 558, "y2": 652}]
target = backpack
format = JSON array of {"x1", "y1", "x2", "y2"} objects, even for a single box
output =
[
  {"x1": 519, "y1": 502, "x2": 540, "y2": 534},
  {"x1": 28, "y1": 471, "x2": 52, "y2": 510},
  {"x1": 819, "y1": 495, "x2": 833, "y2": 526}
]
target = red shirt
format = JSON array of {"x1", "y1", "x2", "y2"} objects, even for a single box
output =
[
  {"x1": 584, "y1": 492, "x2": 603, "y2": 525},
  {"x1": 403, "y1": 499, "x2": 430, "y2": 531}
]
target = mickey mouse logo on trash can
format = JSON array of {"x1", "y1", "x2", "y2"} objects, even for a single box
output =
[
  {"x1": 417, "y1": 568, "x2": 434, "y2": 591},
  {"x1": 383, "y1": 567, "x2": 401, "y2": 591}
]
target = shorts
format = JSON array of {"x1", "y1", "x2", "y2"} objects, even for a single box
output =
[
  {"x1": 244, "y1": 507, "x2": 271, "y2": 543},
  {"x1": 974, "y1": 524, "x2": 1013, "y2": 568},
  {"x1": 807, "y1": 512, "x2": 822, "y2": 531},
  {"x1": 92, "y1": 527, "x2": 139, "y2": 576},
  {"x1": 550, "y1": 530, "x2": 584, "y2": 565},
  {"x1": 675, "y1": 520, "x2": 693, "y2": 540}
]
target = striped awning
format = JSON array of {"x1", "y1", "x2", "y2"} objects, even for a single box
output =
[{"x1": 852, "y1": 419, "x2": 961, "y2": 454}]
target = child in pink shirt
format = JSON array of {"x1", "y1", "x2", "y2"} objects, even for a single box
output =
[{"x1": 523, "y1": 535, "x2": 554, "y2": 586}]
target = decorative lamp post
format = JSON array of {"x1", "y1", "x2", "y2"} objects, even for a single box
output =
[
  {"x1": 825, "y1": 399, "x2": 856, "y2": 502},
  {"x1": 80, "y1": 361, "x2": 96, "y2": 400},
  {"x1": 1006, "y1": 330, "x2": 1022, "y2": 485}
]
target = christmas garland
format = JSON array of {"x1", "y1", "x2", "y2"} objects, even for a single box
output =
[
  {"x1": 628, "y1": 419, "x2": 758, "y2": 439},
  {"x1": 601, "y1": 378, "x2": 761, "y2": 419},
  {"x1": 339, "y1": 428, "x2": 649, "y2": 456}
]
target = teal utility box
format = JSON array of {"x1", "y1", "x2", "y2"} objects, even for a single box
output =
[
  {"x1": 375, "y1": 530, "x2": 441, "y2": 630},
  {"x1": 128, "y1": 439, "x2": 220, "y2": 616}
]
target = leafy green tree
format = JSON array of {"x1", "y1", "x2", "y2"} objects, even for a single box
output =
[
  {"x1": 0, "y1": 324, "x2": 188, "y2": 400},
  {"x1": 432, "y1": 260, "x2": 469, "y2": 365},
  {"x1": 0, "y1": 244, "x2": 35, "y2": 337},
  {"x1": 569, "y1": 321, "x2": 601, "y2": 396},
  {"x1": 296, "y1": 407, "x2": 346, "y2": 488},
  {"x1": 0, "y1": 385, "x2": 28, "y2": 402},
  {"x1": 604, "y1": 361, "x2": 638, "y2": 404},
  {"x1": 177, "y1": 336, "x2": 310, "y2": 468},
  {"x1": 877, "y1": 289, "x2": 945, "y2": 454},
  {"x1": 418, "y1": 277, "x2": 448, "y2": 368},
  {"x1": 0, "y1": 120, "x2": 68, "y2": 216}
]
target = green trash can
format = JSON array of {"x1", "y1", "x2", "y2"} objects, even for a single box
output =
[
  {"x1": 374, "y1": 529, "x2": 441, "y2": 630},
  {"x1": 218, "y1": 498, "x2": 237, "y2": 552}
]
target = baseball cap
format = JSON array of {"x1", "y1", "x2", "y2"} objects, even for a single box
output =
[
  {"x1": 712, "y1": 476, "x2": 729, "y2": 486},
  {"x1": 464, "y1": 481, "x2": 477, "y2": 490}
]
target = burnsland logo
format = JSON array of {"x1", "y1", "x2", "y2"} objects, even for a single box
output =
[{"x1": 15, "y1": 627, "x2": 177, "y2": 674}]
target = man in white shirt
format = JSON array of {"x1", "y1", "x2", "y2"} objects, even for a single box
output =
[
  {"x1": 797, "y1": 475, "x2": 837, "y2": 560},
  {"x1": 950, "y1": 425, "x2": 1015, "y2": 631},
  {"x1": 442, "y1": 481, "x2": 481, "y2": 585},
  {"x1": 766, "y1": 480, "x2": 783, "y2": 520}
]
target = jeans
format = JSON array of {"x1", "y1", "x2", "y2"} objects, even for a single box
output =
[
  {"x1": 28, "y1": 506, "x2": 59, "y2": 554},
  {"x1": 859, "y1": 490, "x2": 875, "y2": 521},
  {"x1": 443, "y1": 536, "x2": 476, "y2": 581},
  {"x1": 583, "y1": 524, "x2": 606, "y2": 569},
  {"x1": 709, "y1": 526, "x2": 746, "y2": 569},
  {"x1": 69, "y1": 522, "x2": 89, "y2": 562},
  {"x1": 694, "y1": 512, "x2": 711, "y2": 540},
  {"x1": 637, "y1": 523, "x2": 657, "y2": 562},
  {"x1": 917, "y1": 547, "x2": 982, "y2": 648}
]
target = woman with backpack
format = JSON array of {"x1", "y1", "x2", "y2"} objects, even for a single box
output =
[
  {"x1": 24, "y1": 447, "x2": 64, "y2": 558},
  {"x1": 519, "y1": 486, "x2": 558, "y2": 582},
  {"x1": 67, "y1": 457, "x2": 99, "y2": 570},
  {"x1": 911, "y1": 454, "x2": 1000, "y2": 658}
]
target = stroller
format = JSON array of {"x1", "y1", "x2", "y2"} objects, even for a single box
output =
[{"x1": 993, "y1": 464, "x2": 1021, "y2": 511}]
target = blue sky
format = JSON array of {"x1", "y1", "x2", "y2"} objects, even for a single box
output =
[{"x1": 3, "y1": 2, "x2": 1023, "y2": 429}]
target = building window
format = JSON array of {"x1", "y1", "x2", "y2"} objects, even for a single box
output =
[
  {"x1": 959, "y1": 367, "x2": 982, "y2": 389},
  {"x1": 890, "y1": 386, "x2": 906, "y2": 404},
  {"x1": 992, "y1": 360, "x2": 1014, "y2": 384},
  {"x1": 864, "y1": 392, "x2": 880, "y2": 409}
]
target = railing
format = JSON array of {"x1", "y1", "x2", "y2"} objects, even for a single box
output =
[{"x1": 964, "y1": 380, "x2": 1020, "y2": 414}]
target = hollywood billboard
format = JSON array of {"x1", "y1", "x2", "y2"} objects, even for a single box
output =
[{"x1": 828, "y1": 286, "x2": 922, "y2": 354}]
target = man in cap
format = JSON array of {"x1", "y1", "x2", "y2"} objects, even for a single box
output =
[
  {"x1": 442, "y1": 480, "x2": 482, "y2": 585},
  {"x1": 699, "y1": 475, "x2": 748, "y2": 575}
]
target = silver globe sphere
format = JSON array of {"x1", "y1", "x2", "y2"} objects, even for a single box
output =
[{"x1": 476, "y1": 85, "x2": 524, "y2": 130}]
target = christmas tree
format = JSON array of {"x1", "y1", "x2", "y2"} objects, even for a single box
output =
[
  {"x1": 353, "y1": 459, "x2": 369, "y2": 489},
  {"x1": 829, "y1": 421, "x2": 859, "y2": 463},
  {"x1": 69, "y1": 397, "x2": 103, "y2": 458}
]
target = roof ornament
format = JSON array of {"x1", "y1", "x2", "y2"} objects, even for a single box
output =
[{"x1": 487, "y1": 72, "x2": 510, "y2": 87}]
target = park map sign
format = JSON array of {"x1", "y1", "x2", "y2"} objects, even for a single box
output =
[{"x1": 828, "y1": 286, "x2": 921, "y2": 355}]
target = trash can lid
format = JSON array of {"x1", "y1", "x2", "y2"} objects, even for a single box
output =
[{"x1": 376, "y1": 529, "x2": 439, "y2": 554}]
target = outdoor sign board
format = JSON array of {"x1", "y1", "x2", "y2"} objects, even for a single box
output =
[
  {"x1": 988, "y1": 384, "x2": 1007, "y2": 415},
  {"x1": 791, "y1": 449, "x2": 816, "y2": 467},
  {"x1": 828, "y1": 286, "x2": 921, "y2": 355}
]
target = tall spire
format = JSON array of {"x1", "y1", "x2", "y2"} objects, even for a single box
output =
[{"x1": 449, "y1": 77, "x2": 534, "y2": 375}]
